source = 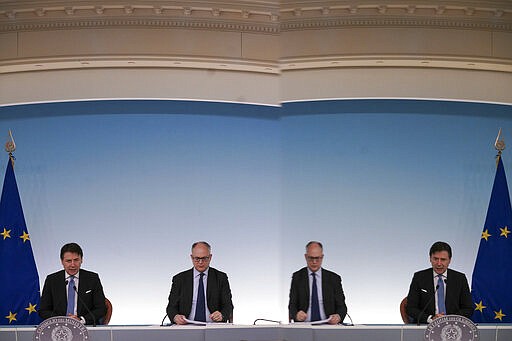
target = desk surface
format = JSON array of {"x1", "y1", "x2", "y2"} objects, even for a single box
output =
[{"x1": 2, "y1": 324, "x2": 512, "y2": 341}]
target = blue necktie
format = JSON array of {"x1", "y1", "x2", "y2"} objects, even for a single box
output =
[
  {"x1": 311, "y1": 272, "x2": 321, "y2": 321},
  {"x1": 437, "y1": 275, "x2": 446, "y2": 314},
  {"x1": 66, "y1": 276, "x2": 75, "y2": 315},
  {"x1": 194, "y1": 273, "x2": 206, "y2": 322}
]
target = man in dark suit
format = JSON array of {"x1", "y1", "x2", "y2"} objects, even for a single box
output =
[
  {"x1": 166, "y1": 241, "x2": 233, "y2": 324},
  {"x1": 39, "y1": 243, "x2": 106, "y2": 325},
  {"x1": 406, "y1": 241, "x2": 473, "y2": 324},
  {"x1": 288, "y1": 241, "x2": 347, "y2": 324}
]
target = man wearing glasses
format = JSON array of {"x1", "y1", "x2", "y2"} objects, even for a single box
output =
[
  {"x1": 166, "y1": 241, "x2": 233, "y2": 324},
  {"x1": 288, "y1": 241, "x2": 347, "y2": 324}
]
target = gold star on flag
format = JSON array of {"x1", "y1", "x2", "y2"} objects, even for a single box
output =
[
  {"x1": 481, "y1": 229, "x2": 492, "y2": 241},
  {"x1": 474, "y1": 301, "x2": 486, "y2": 312},
  {"x1": 5, "y1": 311, "x2": 17, "y2": 323},
  {"x1": 1, "y1": 228, "x2": 11, "y2": 240},
  {"x1": 19, "y1": 231, "x2": 30, "y2": 242},
  {"x1": 25, "y1": 303, "x2": 37, "y2": 314},
  {"x1": 494, "y1": 309, "x2": 506, "y2": 321},
  {"x1": 500, "y1": 226, "x2": 511, "y2": 238}
]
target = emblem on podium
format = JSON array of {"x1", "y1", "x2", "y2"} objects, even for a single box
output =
[
  {"x1": 33, "y1": 316, "x2": 89, "y2": 341},
  {"x1": 424, "y1": 315, "x2": 479, "y2": 341}
]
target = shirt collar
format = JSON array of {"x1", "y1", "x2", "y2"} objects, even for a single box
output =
[
  {"x1": 307, "y1": 267, "x2": 322, "y2": 278},
  {"x1": 433, "y1": 269, "x2": 447, "y2": 278},
  {"x1": 193, "y1": 267, "x2": 209, "y2": 277},
  {"x1": 65, "y1": 270, "x2": 79, "y2": 280}
]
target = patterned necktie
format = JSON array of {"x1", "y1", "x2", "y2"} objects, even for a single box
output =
[
  {"x1": 66, "y1": 276, "x2": 75, "y2": 315},
  {"x1": 437, "y1": 274, "x2": 446, "y2": 314},
  {"x1": 194, "y1": 273, "x2": 206, "y2": 322},
  {"x1": 311, "y1": 272, "x2": 321, "y2": 321}
]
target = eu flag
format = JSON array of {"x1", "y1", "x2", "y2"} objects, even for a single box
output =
[
  {"x1": 471, "y1": 156, "x2": 512, "y2": 323},
  {"x1": 0, "y1": 156, "x2": 41, "y2": 325}
]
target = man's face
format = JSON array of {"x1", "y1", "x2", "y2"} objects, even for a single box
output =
[
  {"x1": 430, "y1": 250, "x2": 451, "y2": 275},
  {"x1": 61, "y1": 252, "x2": 82, "y2": 276},
  {"x1": 191, "y1": 244, "x2": 212, "y2": 272},
  {"x1": 304, "y1": 244, "x2": 324, "y2": 272}
]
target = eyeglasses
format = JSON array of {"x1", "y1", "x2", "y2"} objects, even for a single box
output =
[
  {"x1": 192, "y1": 256, "x2": 210, "y2": 263},
  {"x1": 306, "y1": 256, "x2": 323, "y2": 262}
]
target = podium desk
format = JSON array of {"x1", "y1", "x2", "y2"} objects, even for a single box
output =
[{"x1": 2, "y1": 323, "x2": 511, "y2": 341}]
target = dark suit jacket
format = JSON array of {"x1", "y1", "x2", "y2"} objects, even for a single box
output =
[
  {"x1": 288, "y1": 267, "x2": 347, "y2": 322},
  {"x1": 166, "y1": 267, "x2": 233, "y2": 323},
  {"x1": 406, "y1": 268, "x2": 473, "y2": 324},
  {"x1": 38, "y1": 269, "x2": 106, "y2": 325}
]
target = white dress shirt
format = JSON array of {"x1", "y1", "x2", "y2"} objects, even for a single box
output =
[
  {"x1": 189, "y1": 267, "x2": 212, "y2": 322},
  {"x1": 65, "y1": 271, "x2": 79, "y2": 316},
  {"x1": 306, "y1": 268, "x2": 327, "y2": 321},
  {"x1": 427, "y1": 270, "x2": 447, "y2": 323}
]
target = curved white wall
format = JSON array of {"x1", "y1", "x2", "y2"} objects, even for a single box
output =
[{"x1": 1, "y1": 1, "x2": 511, "y2": 107}]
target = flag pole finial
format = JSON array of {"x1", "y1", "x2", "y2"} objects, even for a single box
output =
[
  {"x1": 5, "y1": 130, "x2": 16, "y2": 165},
  {"x1": 5, "y1": 130, "x2": 15, "y2": 154},
  {"x1": 495, "y1": 128, "x2": 505, "y2": 156}
]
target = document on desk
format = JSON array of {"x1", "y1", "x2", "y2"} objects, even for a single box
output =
[
  {"x1": 310, "y1": 318, "x2": 330, "y2": 325},
  {"x1": 292, "y1": 318, "x2": 331, "y2": 325},
  {"x1": 184, "y1": 318, "x2": 207, "y2": 325}
]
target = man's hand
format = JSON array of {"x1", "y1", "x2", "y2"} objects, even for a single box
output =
[
  {"x1": 67, "y1": 314, "x2": 80, "y2": 321},
  {"x1": 327, "y1": 314, "x2": 341, "y2": 324},
  {"x1": 173, "y1": 314, "x2": 188, "y2": 325},
  {"x1": 432, "y1": 313, "x2": 445, "y2": 320},
  {"x1": 295, "y1": 310, "x2": 307, "y2": 322},
  {"x1": 210, "y1": 311, "x2": 223, "y2": 322}
]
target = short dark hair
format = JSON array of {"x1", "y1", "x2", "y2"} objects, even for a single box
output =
[
  {"x1": 60, "y1": 243, "x2": 83, "y2": 260},
  {"x1": 192, "y1": 241, "x2": 211, "y2": 252},
  {"x1": 429, "y1": 241, "x2": 452, "y2": 259},
  {"x1": 305, "y1": 241, "x2": 323, "y2": 251}
]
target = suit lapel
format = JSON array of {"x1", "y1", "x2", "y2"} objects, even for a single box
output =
[
  {"x1": 185, "y1": 269, "x2": 194, "y2": 313},
  {"x1": 206, "y1": 268, "x2": 216, "y2": 310},
  {"x1": 59, "y1": 270, "x2": 68, "y2": 313},
  {"x1": 76, "y1": 271, "x2": 85, "y2": 315},
  {"x1": 321, "y1": 269, "x2": 330, "y2": 304},
  {"x1": 444, "y1": 269, "x2": 453, "y2": 310},
  {"x1": 302, "y1": 268, "x2": 310, "y2": 305},
  {"x1": 427, "y1": 271, "x2": 436, "y2": 313}
]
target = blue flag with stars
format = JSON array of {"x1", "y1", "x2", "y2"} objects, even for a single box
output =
[
  {"x1": 0, "y1": 156, "x2": 41, "y2": 325},
  {"x1": 471, "y1": 155, "x2": 512, "y2": 323}
]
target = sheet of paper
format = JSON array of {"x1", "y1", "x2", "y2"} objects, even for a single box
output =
[{"x1": 184, "y1": 318, "x2": 207, "y2": 325}]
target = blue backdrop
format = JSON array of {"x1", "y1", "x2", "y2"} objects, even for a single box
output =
[{"x1": 0, "y1": 99, "x2": 510, "y2": 324}]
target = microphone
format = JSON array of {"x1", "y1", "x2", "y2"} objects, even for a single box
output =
[
  {"x1": 417, "y1": 284, "x2": 439, "y2": 326},
  {"x1": 253, "y1": 318, "x2": 281, "y2": 325},
  {"x1": 73, "y1": 285, "x2": 97, "y2": 327},
  {"x1": 160, "y1": 314, "x2": 170, "y2": 326},
  {"x1": 342, "y1": 313, "x2": 354, "y2": 326}
]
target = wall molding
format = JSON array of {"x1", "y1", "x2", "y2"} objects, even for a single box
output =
[
  {"x1": 0, "y1": 2, "x2": 511, "y2": 83},
  {"x1": 0, "y1": 17, "x2": 280, "y2": 34},
  {"x1": 0, "y1": 1, "x2": 511, "y2": 33}
]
